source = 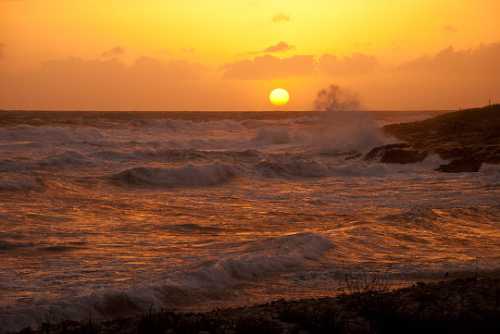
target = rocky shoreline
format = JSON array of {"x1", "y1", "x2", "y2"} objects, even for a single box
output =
[
  {"x1": 369, "y1": 104, "x2": 500, "y2": 172},
  {"x1": 11, "y1": 276, "x2": 500, "y2": 334}
]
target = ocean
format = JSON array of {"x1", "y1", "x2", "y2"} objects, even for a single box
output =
[{"x1": 1, "y1": 110, "x2": 499, "y2": 331}]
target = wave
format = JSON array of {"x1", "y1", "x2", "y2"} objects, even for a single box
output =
[
  {"x1": 253, "y1": 127, "x2": 293, "y2": 145},
  {"x1": 0, "y1": 125, "x2": 104, "y2": 144},
  {"x1": 111, "y1": 163, "x2": 237, "y2": 188},
  {"x1": 160, "y1": 223, "x2": 224, "y2": 234},
  {"x1": 382, "y1": 206, "x2": 443, "y2": 230},
  {"x1": 0, "y1": 240, "x2": 34, "y2": 251},
  {"x1": 92, "y1": 148, "x2": 205, "y2": 162},
  {"x1": 92, "y1": 148, "x2": 262, "y2": 164},
  {"x1": 0, "y1": 175, "x2": 45, "y2": 192},
  {"x1": 256, "y1": 158, "x2": 330, "y2": 178},
  {"x1": 38, "y1": 151, "x2": 94, "y2": 168},
  {"x1": 180, "y1": 232, "x2": 333, "y2": 289},
  {"x1": 0, "y1": 159, "x2": 31, "y2": 172},
  {"x1": 0, "y1": 232, "x2": 333, "y2": 333}
]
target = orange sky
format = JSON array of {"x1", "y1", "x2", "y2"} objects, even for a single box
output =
[{"x1": 1, "y1": 0, "x2": 500, "y2": 110}]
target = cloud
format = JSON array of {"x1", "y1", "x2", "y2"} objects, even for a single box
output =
[
  {"x1": 398, "y1": 43, "x2": 500, "y2": 75},
  {"x1": 358, "y1": 43, "x2": 500, "y2": 110},
  {"x1": 0, "y1": 55, "x2": 210, "y2": 110},
  {"x1": 263, "y1": 41, "x2": 295, "y2": 53},
  {"x1": 101, "y1": 46, "x2": 125, "y2": 58},
  {"x1": 443, "y1": 25, "x2": 457, "y2": 33},
  {"x1": 130, "y1": 56, "x2": 205, "y2": 80},
  {"x1": 222, "y1": 54, "x2": 315, "y2": 79},
  {"x1": 223, "y1": 52, "x2": 380, "y2": 79},
  {"x1": 272, "y1": 13, "x2": 290, "y2": 23},
  {"x1": 318, "y1": 53, "x2": 379, "y2": 76}
]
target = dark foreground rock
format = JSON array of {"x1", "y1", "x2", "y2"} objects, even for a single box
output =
[
  {"x1": 364, "y1": 143, "x2": 428, "y2": 164},
  {"x1": 382, "y1": 104, "x2": 500, "y2": 171},
  {"x1": 14, "y1": 277, "x2": 500, "y2": 334}
]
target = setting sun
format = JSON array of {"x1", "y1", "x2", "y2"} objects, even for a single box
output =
[
  {"x1": 1, "y1": 1, "x2": 500, "y2": 332},
  {"x1": 269, "y1": 88, "x2": 290, "y2": 107}
]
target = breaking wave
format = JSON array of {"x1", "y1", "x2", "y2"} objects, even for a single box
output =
[
  {"x1": 182, "y1": 232, "x2": 333, "y2": 288},
  {"x1": 0, "y1": 125, "x2": 104, "y2": 144},
  {"x1": 111, "y1": 163, "x2": 237, "y2": 188},
  {"x1": 256, "y1": 158, "x2": 330, "y2": 178},
  {"x1": 0, "y1": 175, "x2": 45, "y2": 192},
  {"x1": 38, "y1": 151, "x2": 93, "y2": 168},
  {"x1": 0, "y1": 232, "x2": 333, "y2": 332}
]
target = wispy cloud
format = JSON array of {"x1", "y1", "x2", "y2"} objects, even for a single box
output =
[
  {"x1": 263, "y1": 41, "x2": 295, "y2": 53},
  {"x1": 223, "y1": 54, "x2": 315, "y2": 79},
  {"x1": 443, "y1": 25, "x2": 457, "y2": 33},
  {"x1": 101, "y1": 46, "x2": 125, "y2": 58},
  {"x1": 318, "y1": 53, "x2": 379, "y2": 75},
  {"x1": 272, "y1": 13, "x2": 290, "y2": 23}
]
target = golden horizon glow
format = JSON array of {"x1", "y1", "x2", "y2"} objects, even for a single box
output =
[{"x1": 269, "y1": 88, "x2": 290, "y2": 107}]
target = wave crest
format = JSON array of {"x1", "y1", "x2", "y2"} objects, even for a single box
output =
[
  {"x1": 0, "y1": 175, "x2": 45, "y2": 192},
  {"x1": 111, "y1": 163, "x2": 237, "y2": 188},
  {"x1": 182, "y1": 232, "x2": 333, "y2": 288}
]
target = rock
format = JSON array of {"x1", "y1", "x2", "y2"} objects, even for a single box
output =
[
  {"x1": 364, "y1": 143, "x2": 428, "y2": 164},
  {"x1": 436, "y1": 158, "x2": 483, "y2": 173},
  {"x1": 382, "y1": 105, "x2": 500, "y2": 169}
]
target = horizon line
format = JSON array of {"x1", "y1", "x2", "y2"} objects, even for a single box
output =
[{"x1": 0, "y1": 108, "x2": 458, "y2": 113}]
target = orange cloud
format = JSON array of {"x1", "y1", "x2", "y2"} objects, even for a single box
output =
[
  {"x1": 272, "y1": 13, "x2": 290, "y2": 23},
  {"x1": 101, "y1": 46, "x2": 125, "y2": 58},
  {"x1": 398, "y1": 43, "x2": 500, "y2": 75},
  {"x1": 318, "y1": 53, "x2": 379, "y2": 76},
  {"x1": 0, "y1": 56, "x2": 211, "y2": 110},
  {"x1": 443, "y1": 25, "x2": 457, "y2": 33},
  {"x1": 222, "y1": 55, "x2": 315, "y2": 79},
  {"x1": 358, "y1": 43, "x2": 500, "y2": 109},
  {"x1": 2, "y1": 43, "x2": 500, "y2": 111},
  {"x1": 263, "y1": 41, "x2": 295, "y2": 53}
]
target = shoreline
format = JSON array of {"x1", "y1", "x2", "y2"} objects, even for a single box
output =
[{"x1": 10, "y1": 274, "x2": 500, "y2": 334}]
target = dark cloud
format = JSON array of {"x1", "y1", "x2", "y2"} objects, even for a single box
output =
[
  {"x1": 222, "y1": 55, "x2": 315, "y2": 80},
  {"x1": 272, "y1": 13, "x2": 290, "y2": 23},
  {"x1": 101, "y1": 46, "x2": 125, "y2": 58},
  {"x1": 318, "y1": 53, "x2": 379, "y2": 76},
  {"x1": 263, "y1": 41, "x2": 295, "y2": 53}
]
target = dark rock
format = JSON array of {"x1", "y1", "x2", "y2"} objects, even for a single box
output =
[
  {"x1": 365, "y1": 144, "x2": 428, "y2": 164},
  {"x1": 383, "y1": 105, "x2": 500, "y2": 169},
  {"x1": 436, "y1": 158, "x2": 483, "y2": 173}
]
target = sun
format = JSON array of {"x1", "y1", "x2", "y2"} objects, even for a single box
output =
[{"x1": 269, "y1": 88, "x2": 290, "y2": 106}]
